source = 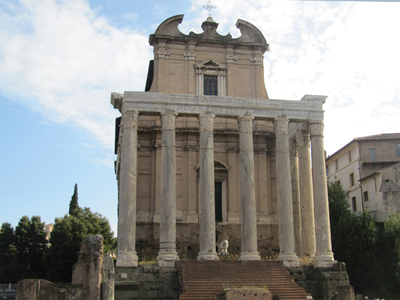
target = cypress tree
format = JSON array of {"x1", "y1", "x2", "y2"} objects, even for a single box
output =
[{"x1": 68, "y1": 184, "x2": 79, "y2": 216}]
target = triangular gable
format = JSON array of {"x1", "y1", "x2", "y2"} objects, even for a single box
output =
[{"x1": 195, "y1": 59, "x2": 226, "y2": 70}]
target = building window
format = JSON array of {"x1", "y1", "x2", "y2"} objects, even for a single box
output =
[
  {"x1": 326, "y1": 165, "x2": 329, "y2": 177},
  {"x1": 352, "y1": 196, "x2": 357, "y2": 212},
  {"x1": 348, "y1": 151, "x2": 352, "y2": 162},
  {"x1": 363, "y1": 191, "x2": 369, "y2": 202},
  {"x1": 204, "y1": 75, "x2": 218, "y2": 96},
  {"x1": 396, "y1": 144, "x2": 400, "y2": 157},
  {"x1": 195, "y1": 60, "x2": 227, "y2": 96},
  {"x1": 335, "y1": 159, "x2": 339, "y2": 171},
  {"x1": 349, "y1": 173, "x2": 355, "y2": 187},
  {"x1": 370, "y1": 149, "x2": 376, "y2": 162}
]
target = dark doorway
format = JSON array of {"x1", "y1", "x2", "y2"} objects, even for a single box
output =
[{"x1": 215, "y1": 182, "x2": 222, "y2": 222}]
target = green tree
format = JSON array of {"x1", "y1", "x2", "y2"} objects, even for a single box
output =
[
  {"x1": 0, "y1": 222, "x2": 18, "y2": 282},
  {"x1": 68, "y1": 183, "x2": 79, "y2": 216},
  {"x1": 46, "y1": 207, "x2": 116, "y2": 282},
  {"x1": 376, "y1": 213, "x2": 400, "y2": 297},
  {"x1": 14, "y1": 216, "x2": 47, "y2": 280},
  {"x1": 328, "y1": 181, "x2": 379, "y2": 293}
]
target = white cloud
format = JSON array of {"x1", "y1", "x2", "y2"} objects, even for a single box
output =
[
  {"x1": 1, "y1": 0, "x2": 399, "y2": 157},
  {"x1": 0, "y1": 0, "x2": 152, "y2": 149}
]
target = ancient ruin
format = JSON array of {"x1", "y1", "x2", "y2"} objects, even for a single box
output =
[{"x1": 112, "y1": 14, "x2": 335, "y2": 269}]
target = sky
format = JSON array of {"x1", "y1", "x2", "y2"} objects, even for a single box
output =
[{"x1": 1, "y1": 0, "x2": 400, "y2": 234}]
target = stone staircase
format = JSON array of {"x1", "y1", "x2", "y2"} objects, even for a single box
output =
[{"x1": 177, "y1": 260, "x2": 312, "y2": 300}]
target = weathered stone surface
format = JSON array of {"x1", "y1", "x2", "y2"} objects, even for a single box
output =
[
  {"x1": 309, "y1": 122, "x2": 335, "y2": 267},
  {"x1": 225, "y1": 288, "x2": 272, "y2": 300},
  {"x1": 117, "y1": 110, "x2": 139, "y2": 268},
  {"x1": 239, "y1": 114, "x2": 261, "y2": 261},
  {"x1": 296, "y1": 130, "x2": 316, "y2": 258},
  {"x1": 115, "y1": 264, "x2": 180, "y2": 300},
  {"x1": 289, "y1": 263, "x2": 352, "y2": 300},
  {"x1": 157, "y1": 112, "x2": 180, "y2": 268},
  {"x1": 102, "y1": 254, "x2": 115, "y2": 300},
  {"x1": 198, "y1": 113, "x2": 219, "y2": 261},
  {"x1": 275, "y1": 117, "x2": 299, "y2": 267},
  {"x1": 72, "y1": 235, "x2": 104, "y2": 300}
]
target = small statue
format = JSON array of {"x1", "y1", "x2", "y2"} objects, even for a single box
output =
[{"x1": 218, "y1": 240, "x2": 229, "y2": 255}]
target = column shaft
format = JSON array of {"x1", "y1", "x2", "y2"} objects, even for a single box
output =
[
  {"x1": 297, "y1": 130, "x2": 316, "y2": 257},
  {"x1": 198, "y1": 114, "x2": 218, "y2": 260},
  {"x1": 157, "y1": 111, "x2": 179, "y2": 267},
  {"x1": 290, "y1": 140, "x2": 302, "y2": 256},
  {"x1": 309, "y1": 121, "x2": 335, "y2": 267},
  {"x1": 116, "y1": 110, "x2": 139, "y2": 267},
  {"x1": 275, "y1": 117, "x2": 299, "y2": 267},
  {"x1": 238, "y1": 114, "x2": 261, "y2": 261}
]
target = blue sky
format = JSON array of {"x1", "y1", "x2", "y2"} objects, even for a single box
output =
[{"x1": 1, "y1": 0, "x2": 400, "y2": 234}]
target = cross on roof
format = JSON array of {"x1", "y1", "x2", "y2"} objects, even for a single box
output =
[{"x1": 203, "y1": 0, "x2": 216, "y2": 17}]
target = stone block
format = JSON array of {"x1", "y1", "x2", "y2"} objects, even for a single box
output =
[
  {"x1": 337, "y1": 285, "x2": 354, "y2": 300},
  {"x1": 157, "y1": 289, "x2": 169, "y2": 298},
  {"x1": 151, "y1": 281, "x2": 165, "y2": 290},
  {"x1": 140, "y1": 281, "x2": 151, "y2": 291},
  {"x1": 168, "y1": 290, "x2": 179, "y2": 299},
  {"x1": 225, "y1": 288, "x2": 271, "y2": 300},
  {"x1": 160, "y1": 267, "x2": 177, "y2": 273},
  {"x1": 115, "y1": 282, "x2": 140, "y2": 291},
  {"x1": 146, "y1": 273, "x2": 160, "y2": 281},
  {"x1": 142, "y1": 264, "x2": 159, "y2": 274},
  {"x1": 147, "y1": 289, "x2": 158, "y2": 298},
  {"x1": 116, "y1": 289, "x2": 139, "y2": 299}
]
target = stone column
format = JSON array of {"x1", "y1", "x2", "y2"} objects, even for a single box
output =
[
  {"x1": 238, "y1": 113, "x2": 261, "y2": 261},
  {"x1": 157, "y1": 111, "x2": 179, "y2": 267},
  {"x1": 275, "y1": 117, "x2": 300, "y2": 267},
  {"x1": 116, "y1": 110, "x2": 139, "y2": 267},
  {"x1": 290, "y1": 140, "x2": 302, "y2": 256},
  {"x1": 309, "y1": 121, "x2": 335, "y2": 267},
  {"x1": 197, "y1": 113, "x2": 219, "y2": 261},
  {"x1": 296, "y1": 130, "x2": 316, "y2": 257}
]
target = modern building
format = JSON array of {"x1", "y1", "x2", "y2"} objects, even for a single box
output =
[
  {"x1": 326, "y1": 133, "x2": 400, "y2": 221},
  {"x1": 112, "y1": 14, "x2": 335, "y2": 268}
]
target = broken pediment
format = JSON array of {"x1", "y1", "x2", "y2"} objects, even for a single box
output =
[{"x1": 149, "y1": 14, "x2": 268, "y2": 52}]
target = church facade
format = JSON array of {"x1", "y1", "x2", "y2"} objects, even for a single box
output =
[{"x1": 111, "y1": 15, "x2": 335, "y2": 268}]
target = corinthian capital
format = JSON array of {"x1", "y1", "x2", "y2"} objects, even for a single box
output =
[
  {"x1": 274, "y1": 117, "x2": 289, "y2": 136},
  {"x1": 121, "y1": 110, "x2": 139, "y2": 129},
  {"x1": 199, "y1": 113, "x2": 215, "y2": 132},
  {"x1": 161, "y1": 111, "x2": 178, "y2": 130},
  {"x1": 309, "y1": 121, "x2": 324, "y2": 138}
]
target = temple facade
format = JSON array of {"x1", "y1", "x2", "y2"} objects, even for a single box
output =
[{"x1": 111, "y1": 15, "x2": 335, "y2": 268}]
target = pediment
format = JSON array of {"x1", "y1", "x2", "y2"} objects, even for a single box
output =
[{"x1": 195, "y1": 59, "x2": 226, "y2": 70}]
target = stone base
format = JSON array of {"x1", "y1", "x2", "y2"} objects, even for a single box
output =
[
  {"x1": 225, "y1": 288, "x2": 271, "y2": 300},
  {"x1": 278, "y1": 253, "x2": 300, "y2": 267},
  {"x1": 116, "y1": 252, "x2": 138, "y2": 268},
  {"x1": 157, "y1": 252, "x2": 179, "y2": 267},
  {"x1": 312, "y1": 253, "x2": 336, "y2": 267},
  {"x1": 239, "y1": 252, "x2": 261, "y2": 261},
  {"x1": 287, "y1": 262, "x2": 352, "y2": 300},
  {"x1": 197, "y1": 252, "x2": 219, "y2": 261}
]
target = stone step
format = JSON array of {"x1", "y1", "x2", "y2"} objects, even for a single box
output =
[{"x1": 177, "y1": 261, "x2": 312, "y2": 300}]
